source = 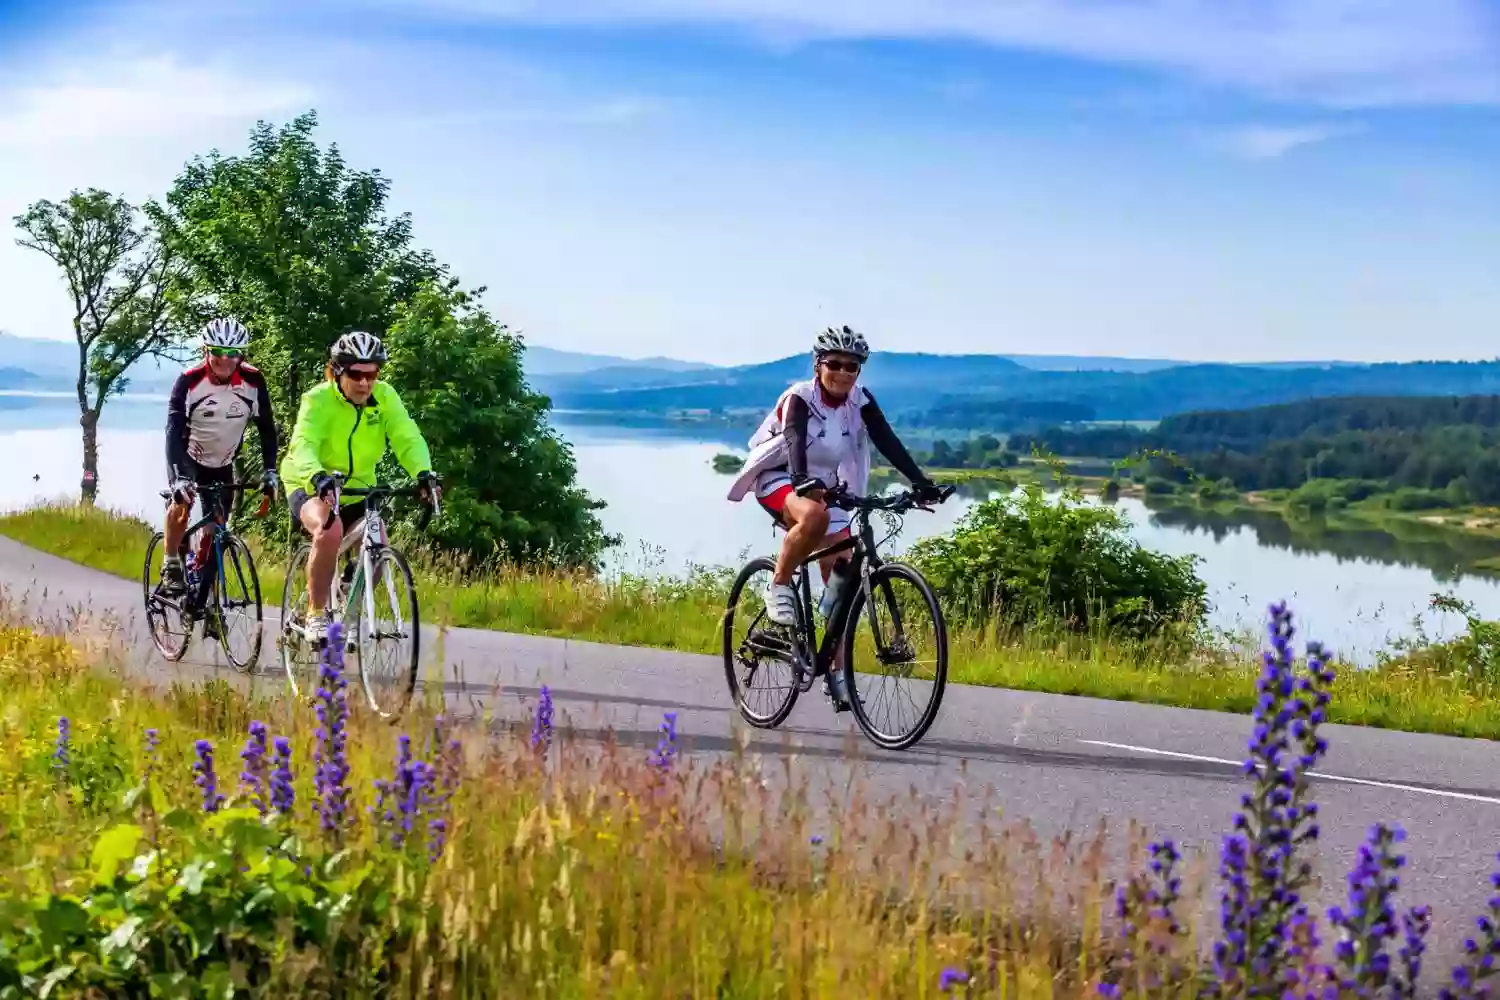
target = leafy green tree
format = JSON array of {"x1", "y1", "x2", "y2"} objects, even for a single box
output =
[
  {"x1": 14, "y1": 189, "x2": 180, "y2": 503},
  {"x1": 147, "y1": 111, "x2": 444, "y2": 465},
  {"x1": 149, "y1": 110, "x2": 611, "y2": 566},
  {"x1": 380, "y1": 282, "x2": 614, "y2": 568}
]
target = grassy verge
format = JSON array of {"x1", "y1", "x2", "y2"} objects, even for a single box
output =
[
  {"x1": 5, "y1": 502, "x2": 1500, "y2": 740},
  {"x1": 0, "y1": 620, "x2": 1141, "y2": 996}
]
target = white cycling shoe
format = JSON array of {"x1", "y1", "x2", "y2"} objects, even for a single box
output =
[{"x1": 762, "y1": 581, "x2": 798, "y2": 626}]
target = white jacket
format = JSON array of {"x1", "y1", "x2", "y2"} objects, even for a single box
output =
[{"x1": 726, "y1": 378, "x2": 871, "y2": 502}]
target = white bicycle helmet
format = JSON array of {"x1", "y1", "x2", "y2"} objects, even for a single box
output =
[
  {"x1": 330, "y1": 330, "x2": 388, "y2": 369},
  {"x1": 200, "y1": 317, "x2": 250, "y2": 350},
  {"x1": 813, "y1": 324, "x2": 870, "y2": 363}
]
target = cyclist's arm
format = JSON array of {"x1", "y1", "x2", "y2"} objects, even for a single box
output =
[
  {"x1": 279, "y1": 391, "x2": 324, "y2": 495},
  {"x1": 780, "y1": 393, "x2": 811, "y2": 481},
  {"x1": 251, "y1": 373, "x2": 278, "y2": 472},
  {"x1": 379, "y1": 385, "x2": 433, "y2": 478},
  {"x1": 165, "y1": 371, "x2": 191, "y2": 481},
  {"x1": 860, "y1": 391, "x2": 930, "y2": 485}
]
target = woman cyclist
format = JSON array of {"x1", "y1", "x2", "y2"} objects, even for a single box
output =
[
  {"x1": 727, "y1": 325, "x2": 943, "y2": 709},
  {"x1": 279, "y1": 330, "x2": 441, "y2": 644}
]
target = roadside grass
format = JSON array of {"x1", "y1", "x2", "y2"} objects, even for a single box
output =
[
  {"x1": 5, "y1": 502, "x2": 1500, "y2": 741},
  {"x1": 0, "y1": 618, "x2": 1148, "y2": 997}
]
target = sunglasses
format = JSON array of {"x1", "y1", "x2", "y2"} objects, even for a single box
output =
[
  {"x1": 821, "y1": 358, "x2": 861, "y2": 374},
  {"x1": 207, "y1": 347, "x2": 243, "y2": 359},
  {"x1": 343, "y1": 367, "x2": 381, "y2": 384}
]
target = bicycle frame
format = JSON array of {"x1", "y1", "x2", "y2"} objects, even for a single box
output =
[
  {"x1": 160, "y1": 483, "x2": 247, "y2": 614},
  {"x1": 785, "y1": 502, "x2": 888, "y2": 679}
]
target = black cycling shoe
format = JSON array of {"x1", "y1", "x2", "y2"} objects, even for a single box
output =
[{"x1": 159, "y1": 563, "x2": 186, "y2": 597}]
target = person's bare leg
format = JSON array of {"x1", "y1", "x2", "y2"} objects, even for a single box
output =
[
  {"x1": 299, "y1": 498, "x2": 343, "y2": 617},
  {"x1": 772, "y1": 494, "x2": 831, "y2": 585},
  {"x1": 163, "y1": 500, "x2": 189, "y2": 557}
]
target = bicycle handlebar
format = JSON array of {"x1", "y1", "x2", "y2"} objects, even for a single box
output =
[
  {"x1": 806, "y1": 480, "x2": 956, "y2": 515},
  {"x1": 319, "y1": 472, "x2": 443, "y2": 531}
]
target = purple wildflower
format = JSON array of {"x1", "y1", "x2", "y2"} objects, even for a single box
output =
[
  {"x1": 1440, "y1": 851, "x2": 1500, "y2": 1000},
  {"x1": 531, "y1": 685, "x2": 554, "y2": 752},
  {"x1": 314, "y1": 621, "x2": 352, "y2": 837},
  {"x1": 193, "y1": 739, "x2": 225, "y2": 813},
  {"x1": 1104, "y1": 839, "x2": 1185, "y2": 995},
  {"x1": 1206, "y1": 602, "x2": 1335, "y2": 999},
  {"x1": 1328, "y1": 823, "x2": 1422, "y2": 998},
  {"x1": 429, "y1": 714, "x2": 461, "y2": 862},
  {"x1": 1400, "y1": 905, "x2": 1433, "y2": 1000},
  {"x1": 650, "y1": 711, "x2": 678, "y2": 770},
  {"x1": 939, "y1": 968, "x2": 969, "y2": 992},
  {"x1": 270, "y1": 737, "x2": 295, "y2": 815},
  {"x1": 53, "y1": 716, "x2": 70, "y2": 774},
  {"x1": 240, "y1": 721, "x2": 269, "y2": 815}
]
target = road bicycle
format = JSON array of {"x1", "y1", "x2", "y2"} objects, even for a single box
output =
[
  {"x1": 143, "y1": 480, "x2": 270, "y2": 671},
  {"x1": 722, "y1": 480, "x2": 956, "y2": 751},
  {"x1": 278, "y1": 473, "x2": 440, "y2": 721}
]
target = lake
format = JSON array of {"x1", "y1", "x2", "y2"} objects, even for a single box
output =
[{"x1": 4, "y1": 391, "x2": 1500, "y2": 665}]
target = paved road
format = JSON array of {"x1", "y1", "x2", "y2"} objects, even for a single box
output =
[{"x1": 1, "y1": 532, "x2": 1497, "y2": 986}]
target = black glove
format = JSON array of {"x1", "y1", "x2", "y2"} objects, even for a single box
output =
[
  {"x1": 912, "y1": 478, "x2": 945, "y2": 505},
  {"x1": 312, "y1": 472, "x2": 337, "y2": 501},
  {"x1": 260, "y1": 468, "x2": 280, "y2": 495},
  {"x1": 792, "y1": 474, "x2": 827, "y2": 498},
  {"x1": 417, "y1": 470, "x2": 442, "y2": 504}
]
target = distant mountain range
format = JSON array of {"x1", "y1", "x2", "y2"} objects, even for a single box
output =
[{"x1": 3, "y1": 332, "x2": 1491, "y2": 429}]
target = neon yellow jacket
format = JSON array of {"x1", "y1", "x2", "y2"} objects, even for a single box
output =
[{"x1": 279, "y1": 380, "x2": 432, "y2": 504}]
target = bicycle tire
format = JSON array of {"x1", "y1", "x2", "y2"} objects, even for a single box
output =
[
  {"x1": 142, "y1": 531, "x2": 191, "y2": 662},
  {"x1": 352, "y1": 545, "x2": 420, "y2": 722},
  {"x1": 213, "y1": 532, "x2": 263, "y2": 673},
  {"x1": 279, "y1": 542, "x2": 317, "y2": 697},
  {"x1": 841, "y1": 561, "x2": 949, "y2": 751},
  {"x1": 722, "y1": 556, "x2": 801, "y2": 729}
]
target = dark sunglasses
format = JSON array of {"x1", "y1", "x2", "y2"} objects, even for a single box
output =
[
  {"x1": 207, "y1": 347, "x2": 243, "y2": 359},
  {"x1": 344, "y1": 367, "x2": 380, "y2": 384},
  {"x1": 821, "y1": 358, "x2": 861, "y2": 373}
]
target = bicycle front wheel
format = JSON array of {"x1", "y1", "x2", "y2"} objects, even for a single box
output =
[
  {"x1": 212, "y1": 533, "x2": 263, "y2": 673},
  {"x1": 279, "y1": 542, "x2": 319, "y2": 698},
  {"x1": 841, "y1": 561, "x2": 949, "y2": 751},
  {"x1": 352, "y1": 546, "x2": 420, "y2": 721}
]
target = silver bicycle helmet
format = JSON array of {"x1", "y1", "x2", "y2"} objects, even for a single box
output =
[
  {"x1": 200, "y1": 317, "x2": 250, "y2": 350},
  {"x1": 330, "y1": 330, "x2": 388, "y2": 368},
  {"x1": 813, "y1": 325, "x2": 870, "y2": 363}
]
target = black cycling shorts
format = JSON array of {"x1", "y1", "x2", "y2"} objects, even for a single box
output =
[
  {"x1": 169, "y1": 459, "x2": 235, "y2": 517},
  {"x1": 288, "y1": 489, "x2": 365, "y2": 535}
]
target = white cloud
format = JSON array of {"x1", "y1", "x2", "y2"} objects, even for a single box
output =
[
  {"x1": 0, "y1": 54, "x2": 314, "y2": 146},
  {"x1": 1209, "y1": 123, "x2": 1363, "y2": 161},
  {"x1": 387, "y1": 0, "x2": 1500, "y2": 108}
]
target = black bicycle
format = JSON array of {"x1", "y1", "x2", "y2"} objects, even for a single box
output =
[
  {"x1": 722, "y1": 480, "x2": 956, "y2": 751},
  {"x1": 279, "y1": 474, "x2": 439, "y2": 721},
  {"x1": 143, "y1": 481, "x2": 269, "y2": 671}
]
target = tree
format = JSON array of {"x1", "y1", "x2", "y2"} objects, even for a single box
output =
[
  {"x1": 382, "y1": 282, "x2": 615, "y2": 568},
  {"x1": 147, "y1": 111, "x2": 443, "y2": 445},
  {"x1": 14, "y1": 190, "x2": 180, "y2": 503},
  {"x1": 150, "y1": 110, "x2": 612, "y2": 567}
]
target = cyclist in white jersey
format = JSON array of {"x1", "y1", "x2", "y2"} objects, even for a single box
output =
[
  {"x1": 158, "y1": 318, "x2": 279, "y2": 596},
  {"x1": 727, "y1": 325, "x2": 941, "y2": 709}
]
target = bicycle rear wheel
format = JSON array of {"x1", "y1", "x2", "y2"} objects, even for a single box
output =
[
  {"x1": 352, "y1": 546, "x2": 420, "y2": 721},
  {"x1": 279, "y1": 542, "x2": 320, "y2": 697},
  {"x1": 722, "y1": 557, "x2": 802, "y2": 729},
  {"x1": 841, "y1": 561, "x2": 948, "y2": 751},
  {"x1": 212, "y1": 533, "x2": 263, "y2": 673},
  {"x1": 142, "y1": 531, "x2": 191, "y2": 661}
]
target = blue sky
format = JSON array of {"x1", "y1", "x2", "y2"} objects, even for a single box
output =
[{"x1": 1, "y1": 0, "x2": 1497, "y2": 365}]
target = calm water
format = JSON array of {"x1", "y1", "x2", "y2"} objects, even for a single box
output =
[{"x1": 4, "y1": 392, "x2": 1500, "y2": 664}]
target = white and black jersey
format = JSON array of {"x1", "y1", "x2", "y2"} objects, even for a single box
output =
[{"x1": 165, "y1": 362, "x2": 278, "y2": 480}]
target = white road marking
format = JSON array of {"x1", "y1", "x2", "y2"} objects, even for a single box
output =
[{"x1": 1079, "y1": 739, "x2": 1500, "y2": 806}]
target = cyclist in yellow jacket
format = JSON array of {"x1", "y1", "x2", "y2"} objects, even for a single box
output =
[{"x1": 279, "y1": 331, "x2": 441, "y2": 643}]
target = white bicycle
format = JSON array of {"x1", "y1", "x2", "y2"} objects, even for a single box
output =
[{"x1": 278, "y1": 473, "x2": 441, "y2": 721}]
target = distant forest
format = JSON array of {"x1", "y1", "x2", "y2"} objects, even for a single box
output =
[{"x1": 1023, "y1": 395, "x2": 1500, "y2": 503}]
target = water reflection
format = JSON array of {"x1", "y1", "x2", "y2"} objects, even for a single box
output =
[{"x1": 1140, "y1": 497, "x2": 1500, "y2": 584}]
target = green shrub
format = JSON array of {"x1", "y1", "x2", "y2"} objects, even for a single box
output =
[
  {"x1": 908, "y1": 482, "x2": 1207, "y2": 641},
  {"x1": 1384, "y1": 487, "x2": 1450, "y2": 511}
]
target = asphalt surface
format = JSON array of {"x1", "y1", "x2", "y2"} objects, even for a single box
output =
[{"x1": 1, "y1": 532, "x2": 1497, "y2": 987}]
